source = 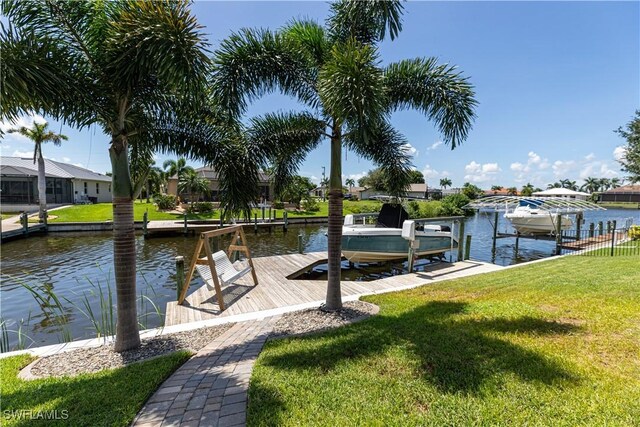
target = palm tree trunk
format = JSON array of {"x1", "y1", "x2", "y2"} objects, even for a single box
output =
[
  {"x1": 109, "y1": 139, "x2": 140, "y2": 352},
  {"x1": 325, "y1": 127, "x2": 343, "y2": 311},
  {"x1": 36, "y1": 149, "x2": 46, "y2": 221}
]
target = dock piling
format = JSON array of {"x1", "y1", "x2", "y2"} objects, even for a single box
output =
[
  {"x1": 491, "y1": 211, "x2": 499, "y2": 255},
  {"x1": 254, "y1": 214, "x2": 258, "y2": 233},
  {"x1": 589, "y1": 223, "x2": 595, "y2": 238},
  {"x1": 175, "y1": 256, "x2": 185, "y2": 300},
  {"x1": 598, "y1": 221, "x2": 603, "y2": 236},
  {"x1": 457, "y1": 220, "x2": 465, "y2": 262},
  {"x1": 143, "y1": 210, "x2": 148, "y2": 237},
  {"x1": 21, "y1": 212, "x2": 28, "y2": 234},
  {"x1": 464, "y1": 235, "x2": 472, "y2": 260},
  {"x1": 555, "y1": 214, "x2": 562, "y2": 255},
  {"x1": 183, "y1": 214, "x2": 188, "y2": 235},
  {"x1": 298, "y1": 232, "x2": 303, "y2": 253},
  {"x1": 283, "y1": 211, "x2": 289, "y2": 231}
]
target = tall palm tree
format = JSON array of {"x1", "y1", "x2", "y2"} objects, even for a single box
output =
[
  {"x1": 345, "y1": 178, "x2": 355, "y2": 189},
  {"x1": 547, "y1": 182, "x2": 562, "y2": 189},
  {"x1": 212, "y1": 0, "x2": 476, "y2": 310},
  {"x1": 490, "y1": 185, "x2": 503, "y2": 194},
  {"x1": 8, "y1": 122, "x2": 67, "y2": 220},
  {"x1": 580, "y1": 177, "x2": 600, "y2": 193},
  {"x1": 520, "y1": 182, "x2": 535, "y2": 197},
  {"x1": 2, "y1": 0, "x2": 210, "y2": 351},
  {"x1": 163, "y1": 158, "x2": 194, "y2": 181},
  {"x1": 610, "y1": 177, "x2": 622, "y2": 188},
  {"x1": 179, "y1": 169, "x2": 210, "y2": 208},
  {"x1": 506, "y1": 186, "x2": 518, "y2": 195},
  {"x1": 440, "y1": 177, "x2": 452, "y2": 189},
  {"x1": 559, "y1": 179, "x2": 578, "y2": 191}
]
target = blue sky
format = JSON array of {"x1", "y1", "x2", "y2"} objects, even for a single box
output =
[{"x1": 1, "y1": 1, "x2": 638, "y2": 189}]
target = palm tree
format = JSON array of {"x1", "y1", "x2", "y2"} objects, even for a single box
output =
[
  {"x1": 506, "y1": 186, "x2": 518, "y2": 195},
  {"x1": 490, "y1": 185, "x2": 503, "y2": 195},
  {"x1": 212, "y1": 0, "x2": 476, "y2": 310},
  {"x1": 547, "y1": 182, "x2": 562, "y2": 189},
  {"x1": 440, "y1": 177, "x2": 452, "y2": 189},
  {"x1": 559, "y1": 179, "x2": 578, "y2": 191},
  {"x1": 146, "y1": 166, "x2": 165, "y2": 202},
  {"x1": 179, "y1": 169, "x2": 210, "y2": 208},
  {"x1": 345, "y1": 178, "x2": 355, "y2": 189},
  {"x1": 8, "y1": 122, "x2": 67, "y2": 220},
  {"x1": 580, "y1": 177, "x2": 600, "y2": 194},
  {"x1": 610, "y1": 177, "x2": 622, "y2": 188},
  {"x1": 2, "y1": 1, "x2": 210, "y2": 351},
  {"x1": 520, "y1": 182, "x2": 535, "y2": 197},
  {"x1": 163, "y1": 158, "x2": 194, "y2": 181}
]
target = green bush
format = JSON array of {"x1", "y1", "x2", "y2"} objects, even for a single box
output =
[
  {"x1": 629, "y1": 225, "x2": 640, "y2": 240},
  {"x1": 301, "y1": 197, "x2": 320, "y2": 212},
  {"x1": 440, "y1": 193, "x2": 471, "y2": 216},
  {"x1": 273, "y1": 201, "x2": 285, "y2": 209},
  {"x1": 344, "y1": 201, "x2": 382, "y2": 214},
  {"x1": 154, "y1": 194, "x2": 178, "y2": 210},
  {"x1": 188, "y1": 201, "x2": 214, "y2": 213}
]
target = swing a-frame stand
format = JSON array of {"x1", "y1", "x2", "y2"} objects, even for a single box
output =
[{"x1": 178, "y1": 225, "x2": 258, "y2": 310}]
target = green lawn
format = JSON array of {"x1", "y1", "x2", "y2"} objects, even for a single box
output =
[
  {"x1": 0, "y1": 351, "x2": 190, "y2": 426},
  {"x1": 249, "y1": 256, "x2": 640, "y2": 426},
  {"x1": 1, "y1": 212, "x2": 19, "y2": 220},
  {"x1": 598, "y1": 202, "x2": 640, "y2": 210}
]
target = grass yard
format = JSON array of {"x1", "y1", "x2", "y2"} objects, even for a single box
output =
[
  {"x1": 249, "y1": 256, "x2": 640, "y2": 426},
  {"x1": 0, "y1": 351, "x2": 190, "y2": 426},
  {"x1": 1, "y1": 212, "x2": 19, "y2": 220}
]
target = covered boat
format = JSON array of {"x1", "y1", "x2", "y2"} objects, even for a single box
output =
[
  {"x1": 504, "y1": 200, "x2": 572, "y2": 235},
  {"x1": 341, "y1": 204, "x2": 458, "y2": 263}
]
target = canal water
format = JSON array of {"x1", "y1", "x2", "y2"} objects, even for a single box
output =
[{"x1": 1, "y1": 208, "x2": 637, "y2": 350}]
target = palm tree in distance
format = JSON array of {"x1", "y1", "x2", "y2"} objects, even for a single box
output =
[
  {"x1": 580, "y1": 177, "x2": 600, "y2": 194},
  {"x1": 506, "y1": 186, "x2": 518, "y2": 195},
  {"x1": 8, "y1": 121, "x2": 67, "y2": 220},
  {"x1": 520, "y1": 182, "x2": 535, "y2": 196},
  {"x1": 490, "y1": 185, "x2": 503, "y2": 195},
  {"x1": 179, "y1": 169, "x2": 210, "y2": 209},
  {"x1": 440, "y1": 177, "x2": 452, "y2": 189},
  {"x1": 345, "y1": 178, "x2": 355, "y2": 189},
  {"x1": 212, "y1": 0, "x2": 477, "y2": 310},
  {"x1": 2, "y1": 0, "x2": 210, "y2": 351},
  {"x1": 163, "y1": 158, "x2": 195, "y2": 182}
]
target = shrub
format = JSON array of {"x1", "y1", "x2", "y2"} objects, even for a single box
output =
[
  {"x1": 629, "y1": 225, "x2": 640, "y2": 240},
  {"x1": 188, "y1": 201, "x2": 214, "y2": 213},
  {"x1": 154, "y1": 194, "x2": 178, "y2": 210},
  {"x1": 440, "y1": 193, "x2": 471, "y2": 216},
  {"x1": 273, "y1": 201, "x2": 285, "y2": 209},
  {"x1": 301, "y1": 197, "x2": 320, "y2": 212},
  {"x1": 406, "y1": 201, "x2": 421, "y2": 218},
  {"x1": 345, "y1": 201, "x2": 382, "y2": 214}
]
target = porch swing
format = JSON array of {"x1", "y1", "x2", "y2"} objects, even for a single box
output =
[{"x1": 178, "y1": 225, "x2": 258, "y2": 310}]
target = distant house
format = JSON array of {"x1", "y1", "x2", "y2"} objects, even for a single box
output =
[
  {"x1": 599, "y1": 185, "x2": 640, "y2": 203},
  {"x1": 0, "y1": 156, "x2": 112, "y2": 205},
  {"x1": 532, "y1": 188, "x2": 590, "y2": 200},
  {"x1": 484, "y1": 188, "x2": 520, "y2": 196},
  {"x1": 351, "y1": 184, "x2": 441, "y2": 200},
  {"x1": 167, "y1": 166, "x2": 273, "y2": 202}
]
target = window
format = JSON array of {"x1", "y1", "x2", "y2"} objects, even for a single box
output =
[
  {"x1": 108, "y1": 184, "x2": 111, "y2": 192},
  {"x1": 84, "y1": 182, "x2": 88, "y2": 194},
  {"x1": 96, "y1": 182, "x2": 99, "y2": 194}
]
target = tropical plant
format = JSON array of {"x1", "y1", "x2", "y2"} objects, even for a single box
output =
[
  {"x1": 615, "y1": 110, "x2": 640, "y2": 183},
  {"x1": 490, "y1": 185, "x2": 503, "y2": 194},
  {"x1": 407, "y1": 169, "x2": 425, "y2": 184},
  {"x1": 439, "y1": 177, "x2": 452, "y2": 189},
  {"x1": 560, "y1": 179, "x2": 578, "y2": 191},
  {"x1": 7, "y1": 122, "x2": 67, "y2": 220},
  {"x1": 178, "y1": 169, "x2": 210, "y2": 208},
  {"x1": 440, "y1": 193, "x2": 471, "y2": 216},
  {"x1": 461, "y1": 182, "x2": 483, "y2": 199},
  {"x1": 1, "y1": 0, "x2": 210, "y2": 351},
  {"x1": 163, "y1": 158, "x2": 194, "y2": 182},
  {"x1": 506, "y1": 186, "x2": 518, "y2": 195},
  {"x1": 212, "y1": 0, "x2": 476, "y2": 309},
  {"x1": 520, "y1": 182, "x2": 535, "y2": 197},
  {"x1": 547, "y1": 182, "x2": 562, "y2": 189},
  {"x1": 280, "y1": 175, "x2": 316, "y2": 209},
  {"x1": 581, "y1": 177, "x2": 600, "y2": 193},
  {"x1": 345, "y1": 178, "x2": 355, "y2": 189},
  {"x1": 154, "y1": 194, "x2": 179, "y2": 211}
]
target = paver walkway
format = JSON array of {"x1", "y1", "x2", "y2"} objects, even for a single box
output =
[{"x1": 132, "y1": 316, "x2": 280, "y2": 427}]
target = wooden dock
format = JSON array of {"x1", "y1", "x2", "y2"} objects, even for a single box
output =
[
  {"x1": 1, "y1": 222, "x2": 47, "y2": 242},
  {"x1": 164, "y1": 252, "x2": 502, "y2": 326}
]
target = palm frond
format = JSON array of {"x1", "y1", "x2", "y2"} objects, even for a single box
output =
[
  {"x1": 384, "y1": 57, "x2": 477, "y2": 148},
  {"x1": 327, "y1": 0, "x2": 404, "y2": 44},
  {"x1": 344, "y1": 120, "x2": 413, "y2": 197},
  {"x1": 211, "y1": 27, "x2": 319, "y2": 116},
  {"x1": 281, "y1": 19, "x2": 331, "y2": 68},
  {"x1": 247, "y1": 111, "x2": 325, "y2": 195},
  {"x1": 318, "y1": 40, "x2": 385, "y2": 132}
]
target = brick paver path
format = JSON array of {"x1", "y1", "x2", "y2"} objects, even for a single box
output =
[{"x1": 132, "y1": 316, "x2": 280, "y2": 427}]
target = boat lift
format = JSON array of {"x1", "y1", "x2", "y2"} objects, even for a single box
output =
[{"x1": 463, "y1": 196, "x2": 606, "y2": 257}]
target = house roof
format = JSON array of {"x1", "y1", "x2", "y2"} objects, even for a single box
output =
[
  {"x1": 408, "y1": 183, "x2": 427, "y2": 193},
  {"x1": 169, "y1": 166, "x2": 270, "y2": 183},
  {"x1": 532, "y1": 188, "x2": 591, "y2": 197},
  {"x1": 0, "y1": 156, "x2": 111, "y2": 182},
  {"x1": 484, "y1": 189, "x2": 519, "y2": 196},
  {"x1": 601, "y1": 184, "x2": 640, "y2": 194}
]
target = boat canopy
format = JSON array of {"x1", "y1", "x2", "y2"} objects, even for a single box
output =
[
  {"x1": 463, "y1": 196, "x2": 606, "y2": 213},
  {"x1": 377, "y1": 203, "x2": 409, "y2": 228}
]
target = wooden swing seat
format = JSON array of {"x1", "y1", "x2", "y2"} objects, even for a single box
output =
[{"x1": 195, "y1": 250, "x2": 252, "y2": 290}]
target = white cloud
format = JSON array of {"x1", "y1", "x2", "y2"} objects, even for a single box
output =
[
  {"x1": 584, "y1": 153, "x2": 596, "y2": 161},
  {"x1": 552, "y1": 160, "x2": 577, "y2": 178},
  {"x1": 613, "y1": 146, "x2": 627, "y2": 162},
  {"x1": 402, "y1": 143, "x2": 418, "y2": 157},
  {"x1": 527, "y1": 151, "x2": 541, "y2": 164},
  {"x1": 427, "y1": 140, "x2": 443, "y2": 151},
  {"x1": 463, "y1": 161, "x2": 501, "y2": 183},
  {"x1": 510, "y1": 162, "x2": 525, "y2": 172},
  {"x1": 12, "y1": 150, "x2": 33, "y2": 158},
  {"x1": 72, "y1": 162, "x2": 84, "y2": 168},
  {"x1": 422, "y1": 164, "x2": 442, "y2": 180}
]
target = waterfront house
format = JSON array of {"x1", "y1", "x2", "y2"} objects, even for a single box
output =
[{"x1": 599, "y1": 185, "x2": 640, "y2": 203}]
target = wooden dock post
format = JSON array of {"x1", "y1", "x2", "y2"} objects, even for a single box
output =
[
  {"x1": 457, "y1": 220, "x2": 465, "y2": 261},
  {"x1": 464, "y1": 235, "x2": 472, "y2": 260},
  {"x1": 175, "y1": 256, "x2": 185, "y2": 300},
  {"x1": 598, "y1": 221, "x2": 603, "y2": 236},
  {"x1": 143, "y1": 210, "x2": 148, "y2": 237},
  {"x1": 298, "y1": 232, "x2": 304, "y2": 253},
  {"x1": 575, "y1": 212, "x2": 582, "y2": 240},
  {"x1": 21, "y1": 212, "x2": 28, "y2": 234},
  {"x1": 261, "y1": 206, "x2": 265, "y2": 221},
  {"x1": 268, "y1": 207, "x2": 272, "y2": 221},
  {"x1": 610, "y1": 227, "x2": 616, "y2": 256},
  {"x1": 589, "y1": 223, "x2": 595, "y2": 238},
  {"x1": 555, "y1": 214, "x2": 562, "y2": 255},
  {"x1": 183, "y1": 214, "x2": 188, "y2": 235},
  {"x1": 283, "y1": 211, "x2": 289, "y2": 231},
  {"x1": 254, "y1": 214, "x2": 258, "y2": 233},
  {"x1": 491, "y1": 211, "x2": 499, "y2": 255}
]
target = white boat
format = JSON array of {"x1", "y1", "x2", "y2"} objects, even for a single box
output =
[
  {"x1": 504, "y1": 201, "x2": 573, "y2": 235},
  {"x1": 341, "y1": 204, "x2": 458, "y2": 263}
]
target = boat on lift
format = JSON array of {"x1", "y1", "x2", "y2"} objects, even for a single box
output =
[
  {"x1": 341, "y1": 204, "x2": 458, "y2": 263},
  {"x1": 504, "y1": 199, "x2": 573, "y2": 235}
]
